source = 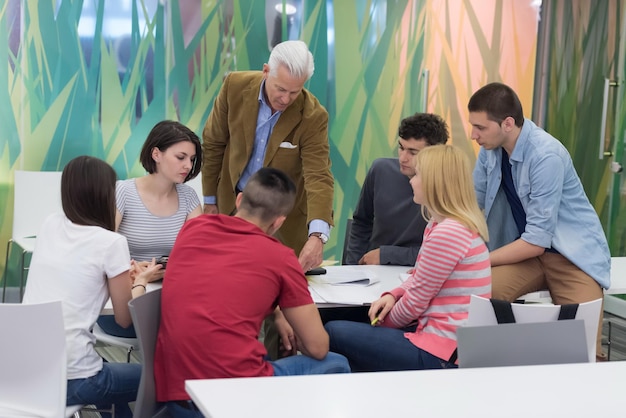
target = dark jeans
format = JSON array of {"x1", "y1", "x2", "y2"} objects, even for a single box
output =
[
  {"x1": 96, "y1": 314, "x2": 137, "y2": 338},
  {"x1": 67, "y1": 362, "x2": 141, "y2": 418},
  {"x1": 318, "y1": 306, "x2": 370, "y2": 324},
  {"x1": 166, "y1": 401, "x2": 203, "y2": 418},
  {"x1": 325, "y1": 320, "x2": 457, "y2": 372}
]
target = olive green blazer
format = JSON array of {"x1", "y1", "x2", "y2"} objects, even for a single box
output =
[{"x1": 201, "y1": 71, "x2": 334, "y2": 254}]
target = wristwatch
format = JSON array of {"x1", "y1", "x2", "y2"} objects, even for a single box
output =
[{"x1": 309, "y1": 232, "x2": 329, "y2": 244}]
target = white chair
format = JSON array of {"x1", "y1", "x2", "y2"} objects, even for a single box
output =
[
  {"x1": 0, "y1": 301, "x2": 116, "y2": 417},
  {"x1": 464, "y1": 295, "x2": 602, "y2": 363},
  {"x1": 92, "y1": 322, "x2": 139, "y2": 363},
  {"x1": 2, "y1": 170, "x2": 63, "y2": 302},
  {"x1": 129, "y1": 289, "x2": 171, "y2": 418},
  {"x1": 0, "y1": 300, "x2": 68, "y2": 417},
  {"x1": 516, "y1": 289, "x2": 552, "y2": 303},
  {"x1": 186, "y1": 175, "x2": 203, "y2": 204}
]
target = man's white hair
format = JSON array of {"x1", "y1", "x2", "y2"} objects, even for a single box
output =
[{"x1": 268, "y1": 40, "x2": 315, "y2": 80}]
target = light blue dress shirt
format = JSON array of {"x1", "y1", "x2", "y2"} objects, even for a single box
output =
[
  {"x1": 205, "y1": 80, "x2": 330, "y2": 237},
  {"x1": 473, "y1": 118, "x2": 611, "y2": 288}
]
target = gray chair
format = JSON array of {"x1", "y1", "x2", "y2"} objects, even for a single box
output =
[
  {"x1": 341, "y1": 218, "x2": 353, "y2": 265},
  {"x1": 128, "y1": 289, "x2": 171, "y2": 418}
]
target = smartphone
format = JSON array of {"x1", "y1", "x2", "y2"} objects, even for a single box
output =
[{"x1": 306, "y1": 267, "x2": 327, "y2": 275}]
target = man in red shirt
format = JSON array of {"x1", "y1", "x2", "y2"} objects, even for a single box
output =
[{"x1": 154, "y1": 168, "x2": 350, "y2": 416}]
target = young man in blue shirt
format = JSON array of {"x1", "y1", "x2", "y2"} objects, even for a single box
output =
[{"x1": 469, "y1": 82, "x2": 610, "y2": 361}]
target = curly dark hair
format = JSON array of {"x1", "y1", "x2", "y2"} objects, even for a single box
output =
[{"x1": 398, "y1": 113, "x2": 449, "y2": 145}]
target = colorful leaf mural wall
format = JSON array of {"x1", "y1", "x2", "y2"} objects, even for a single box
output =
[
  {"x1": 0, "y1": 0, "x2": 540, "y2": 286},
  {"x1": 425, "y1": 0, "x2": 539, "y2": 159},
  {"x1": 539, "y1": 0, "x2": 626, "y2": 255}
]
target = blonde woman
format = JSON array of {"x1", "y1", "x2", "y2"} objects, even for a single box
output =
[{"x1": 325, "y1": 144, "x2": 491, "y2": 371}]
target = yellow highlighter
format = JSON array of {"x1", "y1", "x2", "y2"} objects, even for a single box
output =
[{"x1": 370, "y1": 316, "x2": 380, "y2": 326}]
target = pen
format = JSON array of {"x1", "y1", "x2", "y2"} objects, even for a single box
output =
[{"x1": 370, "y1": 316, "x2": 380, "y2": 326}]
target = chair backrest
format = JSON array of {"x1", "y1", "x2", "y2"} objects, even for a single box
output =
[
  {"x1": 0, "y1": 301, "x2": 67, "y2": 418},
  {"x1": 341, "y1": 218, "x2": 353, "y2": 265},
  {"x1": 186, "y1": 175, "x2": 203, "y2": 204},
  {"x1": 13, "y1": 170, "x2": 63, "y2": 238},
  {"x1": 458, "y1": 318, "x2": 589, "y2": 368},
  {"x1": 129, "y1": 289, "x2": 170, "y2": 418},
  {"x1": 464, "y1": 295, "x2": 602, "y2": 363}
]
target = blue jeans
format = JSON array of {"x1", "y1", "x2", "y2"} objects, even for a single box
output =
[
  {"x1": 67, "y1": 362, "x2": 141, "y2": 418},
  {"x1": 325, "y1": 320, "x2": 457, "y2": 372},
  {"x1": 270, "y1": 352, "x2": 351, "y2": 375}
]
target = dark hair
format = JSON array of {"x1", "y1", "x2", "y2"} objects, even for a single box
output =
[
  {"x1": 398, "y1": 113, "x2": 449, "y2": 145},
  {"x1": 468, "y1": 82, "x2": 524, "y2": 127},
  {"x1": 139, "y1": 120, "x2": 203, "y2": 181},
  {"x1": 61, "y1": 156, "x2": 117, "y2": 231},
  {"x1": 239, "y1": 168, "x2": 297, "y2": 223}
]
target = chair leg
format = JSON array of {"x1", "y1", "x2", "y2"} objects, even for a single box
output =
[
  {"x1": 19, "y1": 249, "x2": 29, "y2": 302},
  {"x1": 79, "y1": 404, "x2": 115, "y2": 418},
  {"x1": 607, "y1": 319, "x2": 612, "y2": 361},
  {"x1": 126, "y1": 346, "x2": 134, "y2": 363},
  {"x1": 2, "y1": 239, "x2": 12, "y2": 303}
]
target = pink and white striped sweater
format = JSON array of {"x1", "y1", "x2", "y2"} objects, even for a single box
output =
[{"x1": 384, "y1": 218, "x2": 491, "y2": 362}]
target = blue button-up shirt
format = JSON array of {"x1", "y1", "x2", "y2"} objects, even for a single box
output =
[
  {"x1": 236, "y1": 81, "x2": 283, "y2": 191},
  {"x1": 473, "y1": 118, "x2": 611, "y2": 288}
]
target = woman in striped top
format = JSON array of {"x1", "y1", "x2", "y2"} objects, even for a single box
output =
[
  {"x1": 97, "y1": 120, "x2": 203, "y2": 337},
  {"x1": 325, "y1": 144, "x2": 491, "y2": 371},
  {"x1": 115, "y1": 120, "x2": 203, "y2": 270}
]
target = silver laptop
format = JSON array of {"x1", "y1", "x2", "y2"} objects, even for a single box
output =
[{"x1": 457, "y1": 319, "x2": 589, "y2": 368}]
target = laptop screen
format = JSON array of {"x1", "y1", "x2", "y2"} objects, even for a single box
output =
[{"x1": 457, "y1": 319, "x2": 589, "y2": 368}]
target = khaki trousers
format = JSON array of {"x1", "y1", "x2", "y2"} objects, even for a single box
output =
[{"x1": 491, "y1": 252, "x2": 605, "y2": 358}]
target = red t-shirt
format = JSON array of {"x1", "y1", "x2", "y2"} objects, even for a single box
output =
[{"x1": 154, "y1": 215, "x2": 313, "y2": 401}]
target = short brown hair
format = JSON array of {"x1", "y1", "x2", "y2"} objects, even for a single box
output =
[
  {"x1": 239, "y1": 168, "x2": 296, "y2": 223},
  {"x1": 468, "y1": 82, "x2": 524, "y2": 127},
  {"x1": 139, "y1": 120, "x2": 202, "y2": 182},
  {"x1": 61, "y1": 156, "x2": 117, "y2": 231}
]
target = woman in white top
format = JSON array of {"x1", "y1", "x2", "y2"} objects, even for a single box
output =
[
  {"x1": 23, "y1": 156, "x2": 160, "y2": 417},
  {"x1": 98, "y1": 120, "x2": 203, "y2": 337}
]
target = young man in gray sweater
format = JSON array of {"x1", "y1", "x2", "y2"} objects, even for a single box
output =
[{"x1": 344, "y1": 113, "x2": 449, "y2": 266}]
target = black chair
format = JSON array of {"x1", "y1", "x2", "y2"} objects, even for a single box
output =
[{"x1": 341, "y1": 219, "x2": 353, "y2": 265}]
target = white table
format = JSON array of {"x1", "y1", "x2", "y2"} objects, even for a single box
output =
[
  {"x1": 308, "y1": 265, "x2": 408, "y2": 306},
  {"x1": 101, "y1": 265, "x2": 408, "y2": 314},
  {"x1": 185, "y1": 361, "x2": 626, "y2": 418},
  {"x1": 103, "y1": 259, "x2": 626, "y2": 311},
  {"x1": 608, "y1": 256, "x2": 626, "y2": 294},
  {"x1": 603, "y1": 257, "x2": 626, "y2": 318},
  {"x1": 101, "y1": 282, "x2": 162, "y2": 315}
]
